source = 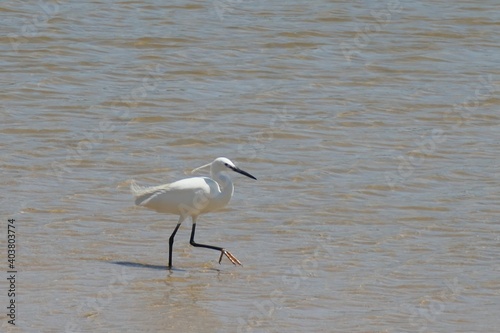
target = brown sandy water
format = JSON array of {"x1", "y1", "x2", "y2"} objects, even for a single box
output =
[{"x1": 1, "y1": 1, "x2": 499, "y2": 332}]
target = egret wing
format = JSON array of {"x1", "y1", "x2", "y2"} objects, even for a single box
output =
[{"x1": 130, "y1": 178, "x2": 218, "y2": 215}]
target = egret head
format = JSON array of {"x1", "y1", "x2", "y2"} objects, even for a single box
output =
[
  {"x1": 192, "y1": 157, "x2": 257, "y2": 180},
  {"x1": 215, "y1": 157, "x2": 257, "y2": 180}
]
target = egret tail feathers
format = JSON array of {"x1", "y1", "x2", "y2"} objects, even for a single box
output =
[{"x1": 130, "y1": 180, "x2": 170, "y2": 207}]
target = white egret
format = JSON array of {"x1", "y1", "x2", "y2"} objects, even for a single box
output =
[{"x1": 130, "y1": 157, "x2": 257, "y2": 268}]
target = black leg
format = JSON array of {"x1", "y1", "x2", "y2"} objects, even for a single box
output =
[
  {"x1": 189, "y1": 223, "x2": 242, "y2": 266},
  {"x1": 168, "y1": 223, "x2": 181, "y2": 268},
  {"x1": 189, "y1": 223, "x2": 223, "y2": 251}
]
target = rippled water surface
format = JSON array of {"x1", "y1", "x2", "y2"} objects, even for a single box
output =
[{"x1": 1, "y1": 1, "x2": 499, "y2": 332}]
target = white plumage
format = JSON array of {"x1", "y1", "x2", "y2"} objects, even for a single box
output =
[{"x1": 130, "y1": 157, "x2": 256, "y2": 268}]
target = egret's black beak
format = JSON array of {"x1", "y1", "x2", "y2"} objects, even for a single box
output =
[{"x1": 230, "y1": 166, "x2": 257, "y2": 180}]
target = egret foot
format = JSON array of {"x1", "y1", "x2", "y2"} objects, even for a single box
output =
[{"x1": 219, "y1": 249, "x2": 242, "y2": 266}]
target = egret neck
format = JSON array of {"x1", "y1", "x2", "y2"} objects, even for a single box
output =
[{"x1": 210, "y1": 172, "x2": 234, "y2": 212}]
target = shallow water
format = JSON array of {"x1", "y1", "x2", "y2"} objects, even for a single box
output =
[{"x1": 1, "y1": 0, "x2": 499, "y2": 332}]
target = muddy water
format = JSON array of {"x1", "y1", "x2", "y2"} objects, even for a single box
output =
[{"x1": 1, "y1": 1, "x2": 499, "y2": 332}]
